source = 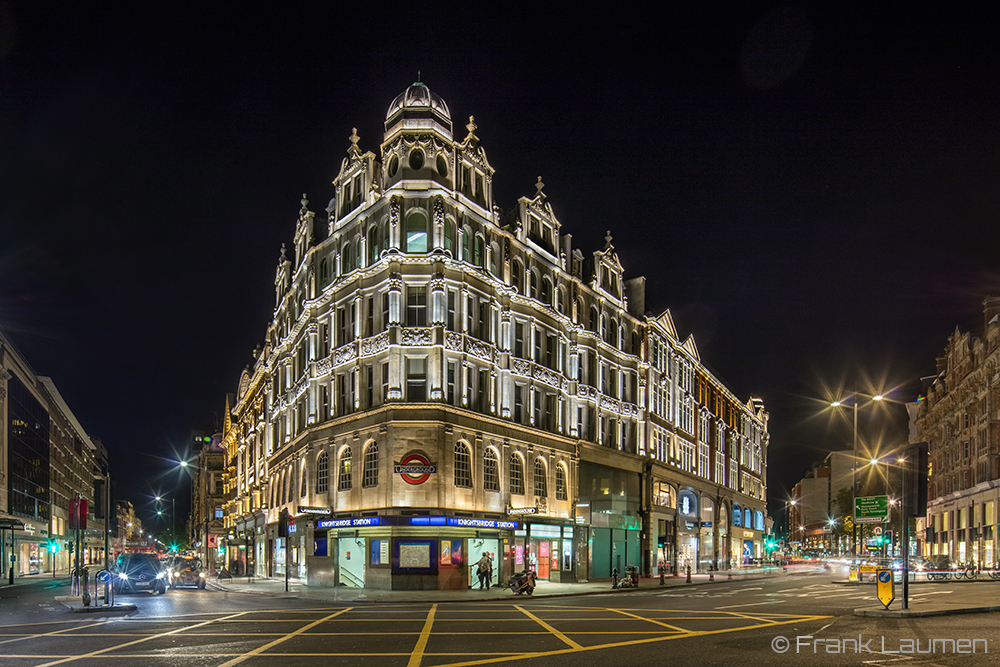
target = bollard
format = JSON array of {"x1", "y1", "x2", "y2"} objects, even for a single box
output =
[
  {"x1": 659, "y1": 566, "x2": 665, "y2": 586},
  {"x1": 686, "y1": 565, "x2": 691, "y2": 583},
  {"x1": 709, "y1": 567, "x2": 714, "y2": 582},
  {"x1": 612, "y1": 567, "x2": 619, "y2": 589}
]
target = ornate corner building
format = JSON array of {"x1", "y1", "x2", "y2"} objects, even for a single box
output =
[
  {"x1": 221, "y1": 83, "x2": 768, "y2": 589},
  {"x1": 914, "y1": 297, "x2": 1000, "y2": 566}
]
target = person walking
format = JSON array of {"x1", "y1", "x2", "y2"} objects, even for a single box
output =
[{"x1": 477, "y1": 552, "x2": 492, "y2": 590}]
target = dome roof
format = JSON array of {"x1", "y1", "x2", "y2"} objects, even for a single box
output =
[{"x1": 386, "y1": 82, "x2": 451, "y2": 122}]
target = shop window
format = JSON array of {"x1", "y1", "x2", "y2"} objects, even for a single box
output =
[
  {"x1": 405, "y1": 212, "x2": 428, "y2": 253},
  {"x1": 454, "y1": 443, "x2": 472, "y2": 488},
  {"x1": 510, "y1": 454, "x2": 524, "y2": 495},
  {"x1": 338, "y1": 448, "x2": 352, "y2": 491},
  {"x1": 363, "y1": 443, "x2": 379, "y2": 488}
]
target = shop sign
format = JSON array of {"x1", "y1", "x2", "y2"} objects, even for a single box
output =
[
  {"x1": 743, "y1": 530, "x2": 754, "y2": 538},
  {"x1": 298, "y1": 506, "x2": 331, "y2": 515},
  {"x1": 678, "y1": 490, "x2": 698, "y2": 517},
  {"x1": 701, "y1": 521, "x2": 713, "y2": 527},
  {"x1": 317, "y1": 517, "x2": 382, "y2": 529},
  {"x1": 506, "y1": 507, "x2": 536, "y2": 515},
  {"x1": 448, "y1": 518, "x2": 518, "y2": 530},
  {"x1": 394, "y1": 452, "x2": 436, "y2": 485}
]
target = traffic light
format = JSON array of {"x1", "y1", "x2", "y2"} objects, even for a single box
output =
[
  {"x1": 278, "y1": 508, "x2": 289, "y2": 538},
  {"x1": 68, "y1": 498, "x2": 88, "y2": 530},
  {"x1": 48, "y1": 540, "x2": 58, "y2": 554},
  {"x1": 904, "y1": 441, "x2": 929, "y2": 518}
]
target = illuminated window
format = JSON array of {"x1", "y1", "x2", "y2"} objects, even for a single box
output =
[
  {"x1": 338, "y1": 448, "x2": 352, "y2": 491},
  {"x1": 556, "y1": 465, "x2": 567, "y2": 501},
  {"x1": 405, "y1": 212, "x2": 428, "y2": 253}
]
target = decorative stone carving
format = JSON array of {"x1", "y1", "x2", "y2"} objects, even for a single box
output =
[
  {"x1": 445, "y1": 332, "x2": 464, "y2": 351},
  {"x1": 334, "y1": 342, "x2": 357, "y2": 365},
  {"x1": 511, "y1": 359, "x2": 531, "y2": 377},
  {"x1": 362, "y1": 331, "x2": 390, "y2": 356},
  {"x1": 433, "y1": 197, "x2": 444, "y2": 228},
  {"x1": 533, "y1": 365, "x2": 562, "y2": 389},
  {"x1": 466, "y1": 339, "x2": 493, "y2": 362},
  {"x1": 401, "y1": 327, "x2": 432, "y2": 346},
  {"x1": 316, "y1": 358, "x2": 332, "y2": 376},
  {"x1": 390, "y1": 197, "x2": 400, "y2": 227}
]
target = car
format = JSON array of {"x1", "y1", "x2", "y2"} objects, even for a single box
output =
[
  {"x1": 167, "y1": 557, "x2": 207, "y2": 589},
  {"x1": 113, "y1": 552, "x2": 167, "y2": 595}
]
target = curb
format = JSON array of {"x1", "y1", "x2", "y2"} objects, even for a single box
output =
[{"x1": 854, "y1": 604, "x2": 1000, "y2": 618}]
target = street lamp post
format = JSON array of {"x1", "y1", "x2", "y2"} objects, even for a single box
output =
[
  {"x1": 831, "y1": 392, "x2": 884, "y2": 559},
  {"x1": 180, "y1": 460, "x2": 211, "y2": 573}
]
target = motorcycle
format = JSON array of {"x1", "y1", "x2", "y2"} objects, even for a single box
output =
[{"x1": 507, "y1": 569, "x2": 537, "y2": 595}]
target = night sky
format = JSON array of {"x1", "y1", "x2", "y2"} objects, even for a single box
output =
[{"x1": 2, "y1": 4, "x2": 999, "y2": 529}]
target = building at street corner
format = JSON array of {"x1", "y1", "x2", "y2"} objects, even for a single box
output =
[
  {"x1": 221, "y1": 82, "x2": 768, "y2": 589},
  {"x1": 914, "y1": 297, "x2": 1000, "y2": 567}
]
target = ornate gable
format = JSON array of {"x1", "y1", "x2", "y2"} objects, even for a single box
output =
[
  {"x1": 590, "y1": 230, "x2": 625, "y2": 305},
  {"x1": 681, "y1": 334, "x2": 700, "y2": 362},
  {"x1": 516, "y1": 176, "x2": 562, "y2": 263}
]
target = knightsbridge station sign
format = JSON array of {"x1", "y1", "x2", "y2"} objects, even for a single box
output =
[{"x1": 395, "y1": 453, "x2": 436, "y2": 485}]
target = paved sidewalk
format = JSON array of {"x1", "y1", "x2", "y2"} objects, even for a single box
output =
[
  {"x1": 852, "y1": 579, "x2": 1000, "y2": 618},
  {"x1": 207, "y1": 568, "x2": 784, "y2": 603}
]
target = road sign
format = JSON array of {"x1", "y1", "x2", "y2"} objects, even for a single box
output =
[
  {"x1": 873, "y1": 526, "x2": 883, "y2": 535},
  {"x1": 96, "y1": 570, "x2": 112, "y2": 584},
  {"x1": 876, "y1": 568, "x2": 895, "y2": 609},
  {"x1": 855, "y1": 496, "x2": 889, "y2": 523}
]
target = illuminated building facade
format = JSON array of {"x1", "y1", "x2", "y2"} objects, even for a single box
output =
[
  {"x1": 915, "y1": 297, "x2": 1000, "y2": 566},
  {"x1": 222, "y1": 83, "x2": 768, "y2": 588}
]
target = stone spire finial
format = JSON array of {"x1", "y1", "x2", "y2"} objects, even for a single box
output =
[
  {"x1": 300, "y1": 193, "x2": 309, "y2": 215},
  {"x1": 280, "y1": 243, "x2": 287, "y2": 262},
  {"x1": 348, "y1": 128, "x2": 361, "y2": 155},
  {"x1": 535, "y1": 176, "x2": 545, "y2": 199},
  {"x1": 604, "y1": 230, "x2": 613, "y2": 249}
]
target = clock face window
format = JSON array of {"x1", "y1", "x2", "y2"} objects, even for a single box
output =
[
  {"x1": 436, "y1": 154, "x2": 448, "y2": 177},
  {"x1": 409, "y1": 149, "x2": 424, "y2": 171}
]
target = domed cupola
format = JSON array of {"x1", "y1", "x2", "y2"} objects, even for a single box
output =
[{"x1": 384, "y1": 81, "x2": 453, "y2": 142}]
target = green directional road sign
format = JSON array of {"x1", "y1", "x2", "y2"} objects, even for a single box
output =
[{"x1": 855, "y1": 495, "x2": 889, "y2": 524}]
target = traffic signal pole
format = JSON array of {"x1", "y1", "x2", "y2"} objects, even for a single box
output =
[{"x1": 902, "y1": 454, "x2": 909, "y2": 610}]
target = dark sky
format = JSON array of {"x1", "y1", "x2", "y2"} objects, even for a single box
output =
[{"x1": 3, "y1": 3, "x2": 999, "y2": 528}]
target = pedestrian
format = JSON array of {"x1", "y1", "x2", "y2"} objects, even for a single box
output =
[{"x1": 477, "y1": 552, "x2": 492, "y2": 590}]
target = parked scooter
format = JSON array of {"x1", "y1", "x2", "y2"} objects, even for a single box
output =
[{"x1": 507, "y1": 569, "x2": 537, "y2": 595}]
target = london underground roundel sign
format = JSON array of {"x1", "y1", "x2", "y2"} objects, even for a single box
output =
[{"x1": 395, "y1": 453, "x2": 437, "y2": 485}]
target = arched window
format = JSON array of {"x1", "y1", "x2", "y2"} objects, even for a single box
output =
[
  {"x1": 454, "y1": 442, "x2": 472, "y2": 488},
  {"x1": 342, "y1": 242, "x2": 352, "y2": 273},
  {"x1": 363, "y1": 442, "x2": 379, "y2": 488},
  {"x1": 631, "y1": 331, "x2": 640, "y2": 356},
  {"x1": 511, "y1": 260, "x2": 522, "y2": 294},
  {"x1": 589, "y1": 306, "x2": 599, "y2": 333},
  {"x1": 744, "y1": 508, "x2": 752, "y2": 528},
  {"x1": 316, "y1": 452, "x2": 329, "y2": 493},
  {"x1": 444, "y1": 219, "x2": 454, "y2": 254},
  {"x1": 556, "y1": 464, "x2": 567, "y2": 501},
  {"x1": 474, "y1": 235, "x2": 484, "y2": 268},
  {"x1": 732, "y1": 503, "x2": 742, "y2": 527},
  {"x1": 300, "y1": 465, "x2": 307, "y2": 497},
  {"x1": 382, "y1": 220, "x2": 390, "y2": 253},
  {"x1": 509, "y1": 454, "x2": 524, "y2": 495},
  {"x1": 484, "y1": 448, "x2": 499, "y2": 492},
  {"x1": 533, "y1": 459, "x2": 547, "y2": 497},
  {"x1": 320, "y1": 258, "x2": 329, "y2": 287},
  {"x1": 530, "y1": 271, "x2": 538, "y2": 300},
  {"x1": 540, "y1": 278, "x2": 551, "y2": 305},
  {"x1": 489, "y1": 243, "x2": 499, "y2": 276},
  {"x1": 338, "y1": 447, "x2": 352, "y2": 491},
  {"x1": 755, "y1": 510, "x2": 764, "y2": 531},
  {"x1": 555, "y1": 287, "x2": 565, "y2": 314},
  {"x1": 405, "y1": 212, "x2": 428, "y2": 253},
  {"x1": 609, "y1": 318, "x2": 618, "y2": 346},
  {"x1": 357, "y1": 237, "x2": 364, "y2": 269},
  {"x1": 368, "y1": 226, "x2": 379, "y2": 264}
]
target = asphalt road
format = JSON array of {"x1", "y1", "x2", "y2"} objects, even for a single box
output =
[{"x1": 1, "y1": 573, "x2": 997, "y2": 666}]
